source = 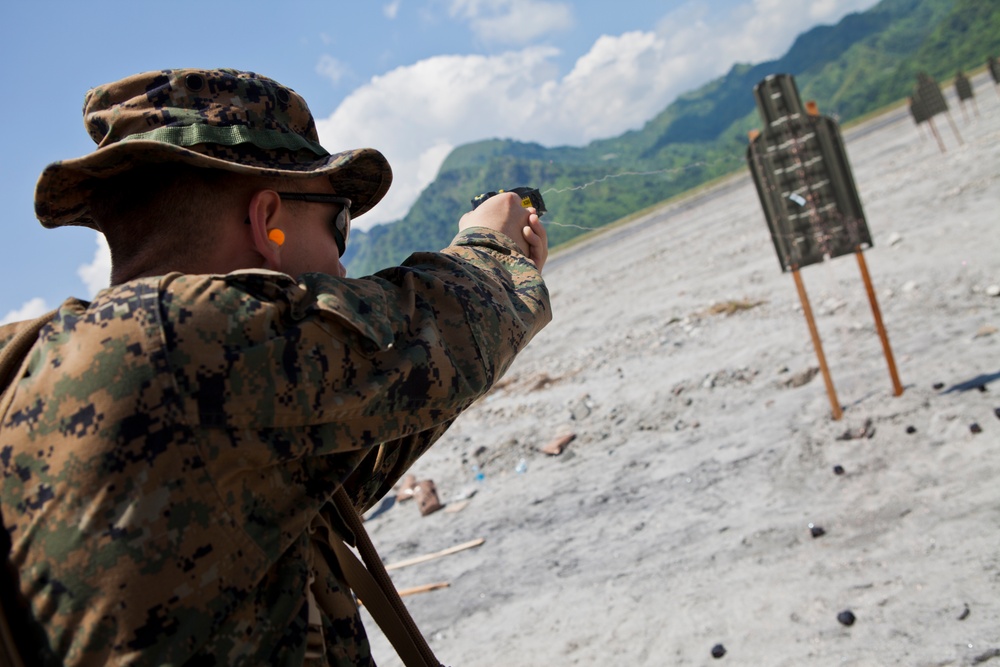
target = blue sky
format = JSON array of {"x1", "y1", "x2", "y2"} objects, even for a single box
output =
[{"x1": 1, "y1": 0, "x2": 879, "y2": 323}]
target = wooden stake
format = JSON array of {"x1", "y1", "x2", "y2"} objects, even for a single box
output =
[
  {"x1": 927, "y1": 118, "x2": 947, "y2": 153},
  {"x1": 792, "y1": 268, "x2": 843, "y2": 420},
  {"x1": 855, "y1": 248, "x2": 904, "y2": 396},
  {"x1": 944, "y1": 111, "x2": 964, "y2": 145},
  {"x1": 398, "y1": 582, "x2": 450, "y2": 597},
  {"x1": 385, "y1": 538, "x2": 486, "y2": 571}
]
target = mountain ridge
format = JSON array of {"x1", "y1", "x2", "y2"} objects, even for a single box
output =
[{"x1": 343, "y1": 0, "x2": 999, "y2": 276}]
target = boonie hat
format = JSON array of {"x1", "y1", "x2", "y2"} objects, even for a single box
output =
[{"x1": 35, "y1": 68, "x2": 392, "y2": 230}]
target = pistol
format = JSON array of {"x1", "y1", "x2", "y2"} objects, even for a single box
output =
[{"x1": 470, "y1": 187, "x2": 546, "y2": 216}]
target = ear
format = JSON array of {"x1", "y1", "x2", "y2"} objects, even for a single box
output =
[{"x1": 247, "y1": 190, "x2": 284, "y2": 270}]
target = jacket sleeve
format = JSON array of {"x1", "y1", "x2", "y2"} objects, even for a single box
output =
[{"x1": 156, "y1": 227, "x2": 550, "y2": 469}]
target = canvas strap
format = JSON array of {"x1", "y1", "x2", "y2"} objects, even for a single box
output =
[
  {"x1": 0, "y1": 309, "x2": 58, "y2": 667},
  {"x1": 331, "y1": 485, "x2": 443, "y2": 667}
]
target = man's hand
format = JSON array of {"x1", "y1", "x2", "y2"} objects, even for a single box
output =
[{"x1": 459, "y1": 192, "x2": 548, "y2": 272}]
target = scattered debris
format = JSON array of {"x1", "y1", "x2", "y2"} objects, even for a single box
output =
[
  {"x1": 711, "y1": 644, "x2": 727, "y2": 659},
  {"x1": 836, "y1": 418, "x2": 875, "y2": 441},
  {"x1": 541, "y1": 432, "x2": 576, "y2": 456},
  {"x1": 995, "y1": 407, "x2": 1000, "y2": 421},
  {"x1": 933, "y1": 382, "x2": 945, "y2": 390},
  {"x1": 986, "y1": 284, "x2": 1000, "y2": 297},
  {"x1": 385, "y1": 538, "x2": 486, "y2": 571},
  {"x1": 414, "y1": 480, "x2": 443, "y2": 516},
  {"x1": 809, "y1": 523, "x2": 826, "y2": 538},
  {"x1": 697, "y1": 299, "x2": 766, "y2": 318},
  {"x1": 819, "y1": 298, "x2": 847, "y2": 315},
  {"x1": 833, "y1": 465, "x2": 845, "y2": 476},
  {"x1": 449, "y1": 487, "x2": 478, "y2": 503},
  {"x1": 887, "y1": 232, "x2": 903, "y2": 246},
  {"x1": 570, "y1": 394, "x2": 593, "y2": 421},
  {"x1": 906, "y1": 425, "x2": 917, "y2": 434},
  {"x1": 396, "y1": 474, "x2": 418, "y2": 502},
  {"x1": 974, "y1": 325, "x2": 998, "y2": 338},
  {"x1": 970, "y1": 423, "x2": 982, "y2": 434},
  {"x1": 784, "y1": 367, "x2": 820, "y2": 388},
  {"x1": 444, "y1": 500, "x2": 470, "y2": 514},
  {"x1": 837, "y1": 610, "x2": 856, "y2": 626},
  {"x1": 979, "y1": 384, "x2": 989, "y2": 393},
  {"x1": 703, "y1": 367, "x2": 759, "y2": 388},
  {"x1": 398, "y1": 582, "x2": 450, "y2": 598},
  {"x1": 515, "y1": 458, "x2": 528, "y2": 474},
  {"x1": 528, "y1": 373, "x2": 558, "y2": 392},
  {"x1": 959, "y1": 603, "x2": 970, "y2": 621}
]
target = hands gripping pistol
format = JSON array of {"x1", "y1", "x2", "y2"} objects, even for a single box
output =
[{"x1": 470, "y1": 187, "x2": 546, "y2": 217}]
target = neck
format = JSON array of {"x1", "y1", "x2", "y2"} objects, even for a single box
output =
[{"x1": 109, "y1": 247, "x2": 266, "y2": 286}]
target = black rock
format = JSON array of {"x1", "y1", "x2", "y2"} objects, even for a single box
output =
[
  {"x1": 958, "y1": 604, "x2": 970, "y2": 621},
  {"x1": 932, "y1": 382, "x2": 945, "y2": 390},
  {"x1": 809, "y1": 523, "x2": 826, "y2": 538},
  {"x1": 977, "y1": 384, "x2": 988, "y2": 392},
  {"x1": 837, "y1": 610, "x2": 856, "y2": 626},
  {"x1": 711, "y1": 644, "x2": 726, "y2": 659},
  {"x1": 995, "y1": 407, "x2": 1000, "y2": 421},
  {"x1": 970, "y1": 423, "x2": 982, "y2": 434},
  {"x1": 833, "y1": 465, "x2": 845, "y2": 475},
  {"x1": 906, "y1": 425, "x2": 917, "y2": 434}
]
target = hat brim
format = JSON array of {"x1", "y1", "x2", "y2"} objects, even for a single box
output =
[{"x1": 35, "y1": 141, "x2": 392, "y2": 230}]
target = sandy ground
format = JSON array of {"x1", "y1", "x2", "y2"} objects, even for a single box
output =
[{"x1": 359, "y1": 77, "x2": 1000, "y2": 666}]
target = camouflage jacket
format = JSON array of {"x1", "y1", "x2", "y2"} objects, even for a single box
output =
[{"x1": 0, "y1": 228, "x2": 550, "y2": 666}]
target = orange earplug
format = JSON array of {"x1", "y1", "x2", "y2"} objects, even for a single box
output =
[{"x1": 268, "y1": 229, "x2": 286, "y2": 246}]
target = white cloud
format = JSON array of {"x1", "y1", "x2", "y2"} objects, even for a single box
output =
[
  {"x1": 317, "y1": 0, "x2": 879, "y2": 229},
  {"x1": 383, "y1": 0, "x2": 401, "y2": 19},
  {"x1": 316, "y1": 47, "x2": 561, "y2": 227},
  {"x1": 1, "y1": 297, "x2": 50, "y2": 326},
  {"x1": 316, "y1": 55, "x2": 349, "y2": 86},
  {"x1": 77, "y1": 234, "x2": 111, "y2": 298},
  {"x1": 655, "y1": 0, "x2": 881, "y2": 70},
  {"x1": 449, "y1": 0, "x2": 573, "y2": 45}
]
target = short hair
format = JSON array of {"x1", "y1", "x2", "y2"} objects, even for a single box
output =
[{"x1": 89, "y1": 164, "x2": 251, "y2": 268}]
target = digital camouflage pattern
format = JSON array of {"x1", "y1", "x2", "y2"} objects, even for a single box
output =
[
  {"x1": 0, "y1": 228, "x2": 550, "y2": 666},
  {"x1": 35, "y1": 68, "x2": 392, "y2": 230}
]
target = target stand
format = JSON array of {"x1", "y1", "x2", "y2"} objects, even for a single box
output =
[{"x1": 746, "y1": 74, "x2": 904, "y2": 420}]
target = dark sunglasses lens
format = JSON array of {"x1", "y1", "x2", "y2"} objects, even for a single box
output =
[{"x1": 333, "y1": 205, "x2": 350, "y2": 255}]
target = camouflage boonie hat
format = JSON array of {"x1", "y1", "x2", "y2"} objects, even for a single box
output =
[{"x1": 35, "y1": 68, "x2": 392, "y2": 229}]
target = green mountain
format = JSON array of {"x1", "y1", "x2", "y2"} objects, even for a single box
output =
[{"x1": 344, "y1": 0, "x2": 1000, "y2": 276}]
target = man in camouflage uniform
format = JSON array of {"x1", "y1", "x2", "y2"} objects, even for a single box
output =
[{"x1": 0, "y1": 68, "x2": 550, "y2": 666}]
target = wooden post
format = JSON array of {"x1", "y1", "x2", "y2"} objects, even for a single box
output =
[
  {"x1": 792, "y1": 268, "x2": 843, "y2": 420},
  {"x1": 943, "y1": 111, "x2": 964, "y2": 145},
  {"x1": 926, "y1": 118, "x2": 947, "y2": 153},
  {"x1": 855, "y1": 248, "x2": 904, "y2": 396}
]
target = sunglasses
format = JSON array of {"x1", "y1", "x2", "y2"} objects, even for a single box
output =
[{"x1": 277, "y1": 192, "x2": 352, "y2": 255}]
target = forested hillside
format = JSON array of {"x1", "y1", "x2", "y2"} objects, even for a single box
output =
[{"x1": 344, "y1": 0, "x2": 999, "y2": 276}]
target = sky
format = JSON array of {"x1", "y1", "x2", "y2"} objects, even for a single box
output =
[{"x1": 0, "y1": 0, "x2": 881, "y2": 324}]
